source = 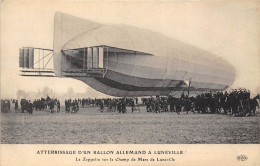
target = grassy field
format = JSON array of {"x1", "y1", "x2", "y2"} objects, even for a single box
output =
[{"x1": 1, "y1": 106, "x2": 260, "y2": 144}]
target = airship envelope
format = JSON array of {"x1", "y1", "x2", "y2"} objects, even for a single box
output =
[{"x1": 53, "y1": 12, "x2": 235, "y2": 97}]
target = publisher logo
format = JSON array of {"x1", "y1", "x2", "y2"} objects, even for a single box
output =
[{"x1": 237, "y1": 155, "x2": 248, "y2": 161}]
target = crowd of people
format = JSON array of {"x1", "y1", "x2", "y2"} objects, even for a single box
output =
[
  {"x1": 1, "y1": 96, "x2": 60, "y2": 114},
  {"x1": 65, "y1": 99, "x2": 79, "y2": 113},
  {"x1": 143, "y1": 89, "x2": 259, "y2": 116},
  {"x1": 1, "y1": 89, "x2": 259, "y2": 117},
  {"x1": 67, "y1": 89, "x2": 259, "y2": 117},
  {"x1": 64, "y1": 98, "x2": 139, "y2": 113}
]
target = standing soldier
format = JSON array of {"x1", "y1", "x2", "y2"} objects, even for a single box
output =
[
  {"x1": 122, "y1": 98, "x2": 127, "y2": 113},
  {"x1": 154, "y1": 95, "x2": 160, "y2": 113},
  {"x1": 57, "y1": 100, "x2": 60, "y2": 113},
  {"x1": 175, "y1": 98, "x2": 182, "y2": 115},
  {"x1": 49, "y1": 100, "x2": 54, "y2": 113},
  {"x1": 8, "y1": 100, "x2": 11, "y2": 112},
  {"x1": 130, "y1": 99, "x2": 135, "y2": 112},
  {"x1": 180, "y1": 92, "x2": 185, "y2": 101},
  {"x1": 167, "y1": 95, "x2": 175, "y2": 112},
  {"x1": 27, "y1": 100, "x2": 33, "y2": 114},
  {"x1": 117, "y1": 100, "x2": 122, "y2": 113},
  {"x1": 99, "y1": 100, "x2": 104, "y2": 112},
  {"x1": 15, "y1": 100, "x2": 18, "y2": 113}
]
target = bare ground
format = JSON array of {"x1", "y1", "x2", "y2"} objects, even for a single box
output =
[{"x1": 1, "y1": 106, "x2": 260, "y2": 144}]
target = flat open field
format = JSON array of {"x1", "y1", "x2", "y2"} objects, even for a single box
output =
[{"x1": 1, "y1": 106, "x2": 260, "y2": 144}]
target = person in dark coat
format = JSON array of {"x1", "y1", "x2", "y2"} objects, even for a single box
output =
[
  {"x1": 49, "y1": 100, "x2": 54, "y2": 113},
  {"x1": 15, "y1": 100, "x2": 18, "y2": 113},
  {"x1": 57, "y1": 100, "x2": 60, "y2": 112},
  {"x1": 27, "y1": 101, "x2": 33, "y2": 114}
]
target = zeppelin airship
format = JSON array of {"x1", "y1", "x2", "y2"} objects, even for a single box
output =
[{"x1": 21, "y1": 12, "x2": 236, "y2": 97}]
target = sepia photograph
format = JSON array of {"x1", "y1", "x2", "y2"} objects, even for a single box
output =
[{"x1": 1, "y1": 0, "x2": 260, "y2": 165}]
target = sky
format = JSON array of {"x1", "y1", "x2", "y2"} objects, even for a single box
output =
[{"x1": 1, "y1": 0, "x2": 260, "y2": 99}]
